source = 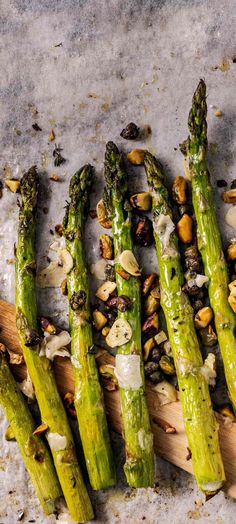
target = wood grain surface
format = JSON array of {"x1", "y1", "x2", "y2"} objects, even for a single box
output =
[{"x1": 0, "y1": 298, "x2": 236, "y2": 498}]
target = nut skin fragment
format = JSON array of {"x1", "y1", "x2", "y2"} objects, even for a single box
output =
[
  {"x1": 99, "y1": 234, "x2": 113, "y2": 259},
  {"x1": 40, "y1": 317, "x2": 57, "y2": 335},
  {"x1": 116, "y1": 269, "x2": 130, "y2": 280},
  {"x1": 226, "y1": 240, "x2": 236, "y2": 261},
  {"x1": 221, "y1": 189, "x2": 236, "y2": 204},
  {"x1": 142, "y1": 273, "x2": 158, "y2": 296},
  {"x1": 144, "y1": 294, "x2": 160, "y2": 316},
  {"x1": 127, "y1": 148, "x2": 146, "y2": 165},
  {"x1": 93, "y1": 310, "x2": 107, "y2": 330},
  {"x1": 143, "y1": 337, "x2": 155, "y2": 361},
  {"x1": 142, "y1": 312, "x2": 159, "y2": 336},
  {"x1": 133, "y1": 216, "x2": 153, "y2": 247},
  {"x1": 172, "y1": 176, "x2": 188, "y2": 205},
  {"x1": 199, "y1": 324, "x2": 218, "y2": 347},
  {"x1": 130, "y1": 192, "x2": 152, "y2": 211},
  {"x1": 176, "y1": 214, "x2": 193, "y2": 243},
  {"x1": 152, "y1": 416, "x2": 176, "y2": 434},
  {"x1": 120, "y1": 122, "x2": 139, "y2": 140},
  {"x1": 194, "y1": 306, "x2": 213, "y2": 329},
  {"x1": 5, "y1": 179, "x2": 21, "y2": 193},
  {"x1": 49, "y1": 128, "x2": 55, "y2": 141},
  {"x1": 60, "y1": 278, "x2": 68, "y2": 295}
]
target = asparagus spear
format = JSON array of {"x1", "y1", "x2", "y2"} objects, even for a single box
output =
[
  {"x1": 104, "y1": 142, "x2": 155, "y2": 488},
  {"x1": 15, "y1": 166, "x2": 94, "y2": 523},
  {"x1": 0, "y1": 348, "x2": 61, "y2": 514},
  {"x1": 144, "y1": 152, "x2": 225, "y2": 494},
  {"x1": 63, "y1": 165, "x2": 116, "y2": 489},
  {"x1": 186, "y1": 80, "x2": 236, "y2": 408}
]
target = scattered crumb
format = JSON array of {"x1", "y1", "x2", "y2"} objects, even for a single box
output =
[
  {"x1": 43, "y1": 207, "x2": 49, "y2": 214},
  {"x1": 49, "y1": 128, "x2": 55, "y2": 141},
  {"x1": 214, "y1": 110, "x2": 223, "y2": 117},
  {"x1": 212, "y1": 57, "x2": 231, "y2": 72},
  {"x1": 54, "y1": 42, "x2": 63, "y2": 47},
  {"x1": 49, "y1": 174, "x2": 61, "y2": 182},
  {"x1": 101, "y1": 102, "x2": 110, "y2": 112},
  {"x1": 187, "y1": 509, "x2": 201, "y2": 520},
  {"x1": 32, "y1": 123, "x2": 42, "y2": 131},
  {"x1": 217, "y1": 179, "x2": 227, "y2": 188}
]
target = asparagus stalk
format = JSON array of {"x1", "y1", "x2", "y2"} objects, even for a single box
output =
[
  {"x1": 63, "y1": 165, "x2": 116, "y2": 489},
  {"x1": 186, "y1": 80, "x2": 236, "y2": 408},
  {"x1": 144, "y1": 152, "x2": 225, "y2": 494},
  {"x1": 104, "y1": 142, "x2": 155, "y2": 488},
  {"x1": 0, "y1": 349, "x2": 61, "y2": 514},
  {"x1": 15, "y1": 166, "x2": 94, "y2": 523}
]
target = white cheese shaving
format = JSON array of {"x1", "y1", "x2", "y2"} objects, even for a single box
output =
[
  {"x1": 18, "y1": 371, "x2": 35, "y2": 400},
  {"x1": 37, "y1": 261, "x2": 65, "y2": 288},
  {"x1": 115, "y1": 354, "x2": 142, "y2": 390},
  {"x1": 154, "y1": 331, "x2": 167, "y2": 345},
  {"x1": 48, "y1": 432, "x2": 68, "y2": 451},
  {"x1": 137, "y1": 429, "x2": 153, "y2": 452},
  {"x1": 200, "y1": 353, "x2": 216, "y2": 386},
  {"x1": 177, "y1": 358, "x2": 197, "y2": 376},
  {"x1": 90, "y1": 258, "x2": 107, "y2": 280},
  {"x1": 225, "y1": 206, "x2": 236, "y2": 230},
  {"x1": 201, "y1": 480, "x2": 223, "y2": 493},
  {"x1": 195, "y1": 274, "x2": 209, "y2": 288},
  {"x1": 154, "y1": 214, "x2": 175, "y2": 248},
  {"x1": 40, "y1": 331, "x2": 71, "y2": 361}
]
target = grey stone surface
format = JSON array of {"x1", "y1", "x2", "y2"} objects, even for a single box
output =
[{"x1": 0, "y1": 0, "x2": 236, "y2": 522}]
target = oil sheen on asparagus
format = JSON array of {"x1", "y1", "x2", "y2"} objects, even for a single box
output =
[
  {"x1": 144, "y1": 151, "x2": 225, "y2": 494},
  {"x1": 186, "y1": 80, "x2": 236, "y2": 408},
  {"x1": 0, "y1": 348, "x2": 61, "y2": 514},
  {"x1": 63, "y1": 165, "x2": 116, "y2": 490},
  {"x1": 104, "y1": 142, "x2": 155, "y2": 488},
  {"x1": 15, "y1": 166, "x2": 94, "y2": 523}
]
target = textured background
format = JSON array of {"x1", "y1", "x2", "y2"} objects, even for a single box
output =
[{"x1": 0, "y1": 1, "x2": 236, "y2": 522}]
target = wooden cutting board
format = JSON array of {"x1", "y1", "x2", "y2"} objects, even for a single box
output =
[{"x1": 1, "y1": 298, "x2": 236, "y2": 498}]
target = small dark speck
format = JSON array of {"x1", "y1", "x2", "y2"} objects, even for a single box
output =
[
  {"x1": 28, "y1": 520, "x2": 36, "y2": 523},
  {"x1": 32, "y1": 123, "x2": 42, "y2": 131},
  {"x1": 43, "y1": 207, "x2": 49, "y2": 214},
  {"x1": 216, "y1": 179, "x2": 227, "y2": 188},
  {"x1": 233, "y1": 57, "x2": 236, "y2": 63},
  {"x1": 49, "y1": 229, "x2": 54, "y2": 235},
  {"x1": 54, "y1": 42, "x2": 63, "y2": 47},
  {"x1": 230, "y1": 179, "x2": 236, "y2": 189},
  {"x1": 174, "y1": 147, "x2": 177, "y2": 151},
  {"x1": 17, "y1": 511, "x2": 24, "y2": 522},
  {"x1": 171, "y1": 268, "x2": 176, "y2": 280}
]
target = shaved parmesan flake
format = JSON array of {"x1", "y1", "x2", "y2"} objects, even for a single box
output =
[
  {"x1": 154, "y1": 214, "x2": 175, "y2": 249},
  {"x1": 48, "y1": 433, "x2": 67, "y2": 451},
  {"x1": 90, "y1": 259, "x2": 107, "y2": 280},
  {"x1": 37, "y1": 261, "x2": 65, "y2": 288},
  {"x1": 195, "y1": 274, "x2": 209, "y2": 288},
  {"x1": 138, "y1": 429, "x2": 153, "y2": 451},
  {"x1": 115, "y1": 354, "x2": 142, "y2": 390},
  {"x1": 40, "y1": 331, "x2": 71, "y2": 361},
  {"x1": 18, "y1": 372, "x2": 34, "y2": 399},
  {"x1": 225, "y1": 206, "x2": 236, "y2": 230}
]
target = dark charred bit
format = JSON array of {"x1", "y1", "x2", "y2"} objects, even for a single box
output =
[
  {"x1": 24, "y1": 329, "x2": 41, "y2": 347},
  {"x1": 65, "y1": 230, "x2": 75, "y2": 241},
  {"x1": 32, "y1": 123, "x2": 42, "y2": 132},
  {"x1": 107, "y1": 295, "x2": 133, "y2": 312},
  {"x1": 192, "y1": 299, "x2": 204, "y2": 314},
  {"x1": 87, "y1": 344, "x2": 97, "y2": 355},
  {"x1": 55, "y1": 224, "x2": 63, "y2": 236},
  {"x1": 179, "y1": 140, "x2": 187, "y2": 156},
  {"x1": 105, "y1": 263, "x2": 116, "y2": 282},
  {"x1": 133, "y1": 215, "x2": 153, "y2": 247},
  {"x1": 120, "y1": 122, "x2": 139, "y2": 140},
  {"x1": 144, "y1": 361, "x2": 159, "y2": 377},
  {"x1": 53, "y1": 144, "x2": 66, "y2": 167},
  {"x1": 171, "y1": 268, "x2": 176, "y2": 280},
  {"x1": 217, "y1": 179, "x2": 227, "y2": 188},
  {"x1": 231, "y1": 179, "x2": 236, "y2": 189},
  {"x1": 34, "y1": 451, "x2": 44, "y2": 463},
  {"x1": 69, "y1": 290, "x2": 86, "y2": 310},
  {"x1": 184, "y1": 245, "x2": 201, "y2": 273},
  {"x1": 186, "y1": 447, "x2": 192, "y2": 461},
  {"x1": 89, "y1": 209, "x2": 97, "y2": 219},
  {"x1": 25, "y1": 260, "x2": 36, "y2": 274},
  {"x1": 0, "y1": 180, "x2": 3, "y2": 198}
]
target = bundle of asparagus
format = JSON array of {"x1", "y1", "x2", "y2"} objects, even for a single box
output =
[
  {"x1": 63, "y1": 165, "x2": 116, "y2": 490},
  {"x1": 15, "y1": 167, "x2": 93, "y2": 522},
  {"x1": 104, "y1": 142, "x2": 155, "y2": 488},
  {"x1": 144, "y1": 152, "x2": 225, "y2": 494},
  {"x1": 0, "y1": 346, "x2": 61, "y2": 514},
  {"x1": 185, "y1": 80, "x2": 236, "y2": 408}
]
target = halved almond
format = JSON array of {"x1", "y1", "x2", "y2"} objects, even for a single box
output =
[
  {"x1": 96, "y1": 199, "x2": 112, "y2": 229},
  {"x1": 95, "y1": 281, "x2": 117, "y2": 301},
  {"x1": 118, "y1": 250, "x2": 141, "y2": 276},
  {"x1": 106, "y1": 318, "x2": 132, "y2": 348}
]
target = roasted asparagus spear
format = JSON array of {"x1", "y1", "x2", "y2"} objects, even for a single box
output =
[
  {"x1": 15, "y1": 166, "x2": 93, "y2": 523},
  {"x1": 185, "y1": 80, "x2": 236, "y2": 408},
  {"x1": 144, "y1": 151, "x2": 225, "y2": 494},
  {"x1": 104, "y1": 142, "x2": 155, "y2": 488},
  {"x1": 63, "y1": 165, "x2": 116, "y2": 490},
  {"x1": 0, "y1": 347, "x2": 61, "y2": 514}
]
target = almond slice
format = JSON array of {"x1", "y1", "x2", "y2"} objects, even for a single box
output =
[
  {"x1": 95, "y1": 281, "x2": 116, "y2": 301},
  {"x1": 106, "y1": 318, "x2": 132, "y2": 348},
  {"x1": 118, "y1": 250, "x2": 141, "y2": 276}
]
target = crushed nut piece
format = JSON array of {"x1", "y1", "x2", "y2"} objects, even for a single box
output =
[
  {"x1": 33, "y1": 423, "x2": 48, "y2": 436},
  {"x1": 130, "y1": 192, "x2": 152, "y2": 211},
  {"x1": 221, "y1": 188, "x2": 236, "y2": 204},
  {"x1": 93, "y1": 310, "x2": 107, "y2": 330},
  {"x1": 99, "y1": 234, "x2": 113, "y2": 259},
  {"x1": 176, "y1": 214, "x2": 193, "y2": 243},
  {"x1": 49, "y1": 128, "x2": 55, "y2": 141},
  {"x1": 5, "y1": 179, "x2": 21, "y2": 193},
  {"x1": 127, "y1": 148, "x2": 146, "y2": 165},
  {"x1": 172, "y1": 176, "x2": 188, "y2": 205}
]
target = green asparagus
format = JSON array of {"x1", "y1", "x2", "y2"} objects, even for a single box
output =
[
  {"x1": 0, "y1": 349, "x2": 61, "y2": 514},
  {"x1": 144, "y1": 151, "x2": 225, "y2": 494},
  {"x1": 104, "y1": 142, "x2": 155, "y2": 488},
  {"x1": 186, "y1": 80, "x2": 236, "y2": 408},
  {"x1": 15, "y1": 166, "x2": 94, "y2": 523},
  {"x1": 63, "y1": 165, "x2": 116, "y2": 490}
]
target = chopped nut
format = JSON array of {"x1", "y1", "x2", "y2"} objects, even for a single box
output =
[
  {"x1": 106, "y1": 318, "x2": 132, "y2": 348},
  {"x1": 143, "y1": 337, "x2": 155, "y2": 361},
  {"x1": 5, "y1": 179, "x2": 21, "y2": 193},
  {"x1": 95, "y1": 281, "x2": 116, "y2": 301},
  {"x1": 107, "y1": 295, "x2": 133, "y2": 312},
  {"x1": 99, "y1": 234, "x2": 113, "y2": 259},
  {"x1": 176, "y1": 214, "x2": 193, "y2": 243},
  {"x1": 69, "y1": 290, "x2": 86, "y2": 310},
  {"x1": 226, "y1": 239, "x2": 236, "y2": 261},
  {"x1": 33, "y1": 422, "x2": 49, "y2": 436},
  {"x1": 163, "y1": 341, "x2": 172, "y2": 356},
  {"x1": 5, "y1": 426, "x2": 15, "y2": 441},
  {"x1": 127, "y1": 148, "x2": 146, "y2": 165},
  {"x1": 225, "y1": 206, "x2": 236, "y2": 229},
  {"x1": 130, "y1": 192, "x2": 152, "y2": 211},
  {"x1": 228, "y1": 294, "x2": 236, "y2": 313},
  {"x1": 184, "y1": 245, "x2": 201, "y2": 273},
  {"x1": 60, "y1": 278, "x2": 68, "y2": 295},
  {"x1": 8, "y1": 350, "x2": 24, "y2": 365},
  {"x1": 199, "y1": 325, "x2": 218, "y2": 346},
  {"x1": 93, "y1": 310, "x2": 107, "y2": 330},
  {"x1": 118, "y1": 250, "x2": 141, "y2": 276},
  {"x1": 152, "y1": 416, "x2": 176, "y2": 434},
  {"x1": 49, "y1": 174, "x2": 60, "y2": 182},
  {"x1": 154, "y1": 380, "x2": 178, "y2": 402},
  {"x1": 151, "y1": 346, "x2": 163, "y2": 363},
  {"x1": 142, "y1": 273, "x2": 158, "y2": 296},
  {"x1": 172, "y1": 176, "x2": 188, "y2": 205},
  {"x1": 154, "y1": 331, "x2": 168, "y2": 345},
  {"x1": 40, "y1": 317, "x2": 57, "y2": 335},
  {"x1": 96, "y1": 199, "x2": 112, "y2": 229},
  {"x1": 49, "y1": 128, "x2": 55, "y2": 141},
  {"x1": 59, "y1": 248, "x2": 73, "y2": 273},
  {"x1": 102, "y1": 326, "x2": 110, "y2": 337},
  {"x1": 99, "y1": 364, "x2": 117, "y2": 382},
  {"x1": 159, "y1": 355, "x2": 175, "y2": 375},
  {"x1": 116, "y1": 269, "x2": 130, "y2": 280},
  {"x1": 144, "y1": 293, "x2": 160, "y2": 316},
  {"x1": 120, "y1": 122, "x2": 139, "y2": 140},
  {"x1": 194, "y1": 306, "x2": 213, "y2": 329},
  {"x1": 133, "y1": 216, "x2": 153, "y2": 246},
  {"x1": 144, "y1": 361, "x2": 159, "y2": 376},
  {"x1": 221, "y1": 188, "x2": 236, "y2": 204},
  {"x1": 142, "y1": 312, "x2": 159, "y2": 336}
]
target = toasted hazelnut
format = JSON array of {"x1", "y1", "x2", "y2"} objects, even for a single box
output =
[
  {"x1": 194, "y1": 306, "x2": 213, "y2": 329},
  {"x1": 219, "y1": 405, "x2": 236, "y2": 420},
  {"x1": 107, "y1": 295, "x2": 132, "y2": 312},
  {"x1": 214, "y1": 110, "x2": 223, "y2": 117},
  {"x1": 176, "y1": 214, "x2": 193, "y2": 243},
  {"x1": 150, "y1": 286, "x2": 160, "y2": 300},
  {"x1": 142, "y1": 312, "x2": 159, "y2": 336},
  {"x1": 172, "y1": 176, "x2": 188, "y2": 205},
  {"x1": 143, "y1": 337, "x2": 155, "y2": 361},
  {"x1": 127, "y1": 148, "x2": 146, "y2": 165},
  {"x1": 5, "y1": 179, "x2": 20, "y2": 193},
  {"x1": 184, "y1": 244, "x2": 201, "y2": 273},
  {"x1": 228, "y1": 294, "x2": 236, "y2": 313},
  {"x1": 142, "y1": 273, "x2": 158, "y2": 296},
  {"x1": 99, "y1": 234, "x2": 113, "y2": 259},
  {"x1": 102, "y1": 326, "x2": 110, "y2": 337},
  {"x1": 221, "y1": 189, "x2": 236, "y2": 204},
  {"x1": 144, "y1": 294, "x2": 160, "y2": 316},
  {"x1": 96, "y1": 199, "x2": 112, "y2": 229},
  {"x1": 226, "y1": 239, "x2": 236, "y2": 261},
  {"x1": 151, "y1": 346, "x2": 163, "y2": 363},
  {"x1": 93, "y1": 310, "x2": 107, "y2": 330},
  {"x1": 40, "y1": 317, "x2": 57, "y2": 335},
  {"x1": 228, "y1": 279, "x2": 236, "y2": 295},
  {"x1": 133, "y1": 216, "x2": 153, "y2": 247},
  {"x1": 130, "y1": 192, "x2": 152, "y2": 211},
  {"x1": 199, "y1": 324, "x2": 218, "y2": 347}
]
